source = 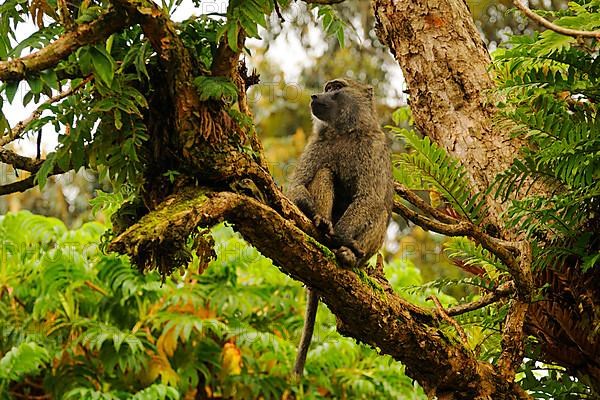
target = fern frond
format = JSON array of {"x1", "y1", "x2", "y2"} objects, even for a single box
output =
[
  {"x1": 131, "y1": 384, "x2": 180, "y2": 400},
  {"x1": 504, "y1": 190, "x2": 599, "y2": 237},
  {"x1": 96, "y1": 255, "x2": 150, "y2": 300},
  {"x1": 152, "y1": 312, "x2": 227, "y2": 344},
  {"x1": 389, "y1": 127, "x2": 485, "y2": 223},
  {"x1": 64, "y1": 388, "x2": 122, "y2": 400},
  {"x1": 79, "y1": 323, "x2": 149, "y2": 373},
  {"x1": 0, "y1": 211, "x2": 66, "y2": 246},
  {"x1": 444, "y1": 237, "x2": 507, "y2": 277},
  {"x1": 64, "y1": 384, "x2": 179, "y2": 400},
  {"x1": 490, "y1": 43, "x2": 599, "y2": 251},
  {"x1": 0, "y1": 342, "x2": 51, "y2": 380}
]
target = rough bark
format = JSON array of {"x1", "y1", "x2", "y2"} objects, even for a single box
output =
[
  {"x1": 373, "y1": 0, "x2": 523, "y2": 230},
  {"x1": 373, "y1": 0, "x2": 600, "y2": 389}
]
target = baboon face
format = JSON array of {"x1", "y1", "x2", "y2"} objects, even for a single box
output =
[{"x1": 310, "y1": 78, "x2": 374, "y2": 128}]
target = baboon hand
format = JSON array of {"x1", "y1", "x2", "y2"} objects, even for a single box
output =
[
  {"x1": 332, "y1": 235, "x2": 365, "y2": 258},
  {"x1": 347, "y1": 239, "x2": 365, "y2": 258},
  {"x1": 313, "y1": 214, "x2": 335, "y2": 237},
  {"x1": 335, "y1": 246, "x2": 358, "y2": 268}
]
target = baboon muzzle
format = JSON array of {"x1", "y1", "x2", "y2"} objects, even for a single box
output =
[{"x1": 310, "y1": 94, "x2": 330, "y2": 120}]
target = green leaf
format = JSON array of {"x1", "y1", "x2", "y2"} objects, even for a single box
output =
[
  {"x1": 77, "y1": 46, "x2": 93, "y2": 75},
  {"x1": 89, "y1": 46, "x2": 115, "y2": 86},
  {"x1": 226, "y1": 22, "x2": 239, "y2": 52},
  {"x1": 135, "y1": 41, "x2": 150, "y2": 79},
  {"x1": 40, "y1": 69, "x2": 59, "y2": 90},
  {"x1": 193, "y1": 76, "x2": 238, "y2": 102},
  {"x1": 35, "y1": 152, "x2": 57, "y2": 189},
  {"x1": 23, "y1": 90, "x2": 34, "y2": 106},
  {"x1": 92, "y1": 98, "x2": 118, "y2": 112},
  {"x1": 27, "y1": 75, "x2": 43, "y2": 94},
  {"x1": 581, "y1": 252, "x2": 599, "y2": 272},
  {"x1": 4, "y1": 81, "x2": 19, "y2": 103},
  {"x1": 336, "y1": 25, "x2": 345, "y2": 48},
  {"x1": 71, "y1": 138, "x2": 85, "y2": 170},
  {"x1": 0, "y1": 342, "x2": 51, "y2": 380},
  {"x1": 114, "y1": 108, "x2": 122, "y2": 130},
  {"x1": 0, "y1": 112, "x2": 9, "y2": 135},
  {"x1": 0, "y1": 35, "x2": 9, "y2": 59},
  {"x1": 390, "y1": 126, "x2": 483, "y2": 222}
]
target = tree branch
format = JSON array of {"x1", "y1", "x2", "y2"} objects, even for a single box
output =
[
  {"x1": 394, "y1": 182, "x2": 533, "y2": 382},
  {"x1": 0, "y1": 148, "x2": 43, "y2": 172},
  {"x1": 394, "y1": 182, "x2": 459, "y2": 224},
  {"x1": 0, "y1": 10, "x2": 129, "y2": 82},
  {"x1": 109, "y1": 187, "x2": 529, "y2": 398},
  {"x1": 0, "y1": 76, "x2": 93, "y2": 146},
  {"x1": 0, "y1": 149, "x2": 67, "y2": 196},
  {"x1": 0, "y1": 175, "x2": 36, "y2": 195},
  {"x1": 428, "y1": 295, "x2": 468, "y2": 345},
  {"x1": 513, "y1": 1, "x2": 600, "y2": 39}
]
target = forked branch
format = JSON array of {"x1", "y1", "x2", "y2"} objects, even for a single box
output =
[
  {"x1": 393, "y1": 183, "x2": 533, "y2": 300},
  {"x1": 393, "y1": 183, "x2": 533, "y2": 380},
  {"x1": 446, "y1": 281, "x2": 515, "y2": 316}
]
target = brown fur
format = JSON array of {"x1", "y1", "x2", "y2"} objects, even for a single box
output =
[
  {"x1": 287, "y1": 78, "x2": 394, "y2": 268},
  {"x1": 287, "y1": 78, "x2": 394, "y2": 376}
]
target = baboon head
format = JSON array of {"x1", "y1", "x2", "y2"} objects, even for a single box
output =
[{"x1": 310, "y1": 78, "x2": 377, "y2": 131}]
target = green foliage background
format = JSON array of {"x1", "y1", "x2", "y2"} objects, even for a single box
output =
[
  {"x1": 0, "y1": 211, "x2": 430, "y2": 399},
  {"x1": 0, "y1": 0, "x2": 598, "y2": 398}
]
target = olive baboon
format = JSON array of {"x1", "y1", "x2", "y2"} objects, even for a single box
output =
[{"x1": 287, "y1": 78, "x2": 394, "y2": 376}]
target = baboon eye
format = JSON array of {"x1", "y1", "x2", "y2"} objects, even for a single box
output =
[{"x1": 325, "y1": 81, "x2": 344, "y2": 92}]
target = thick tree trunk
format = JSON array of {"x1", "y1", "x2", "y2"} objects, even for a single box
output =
[
  {"x1": 373, "y1": 0, "x2": 600, "y2": 389},
  {"x1": 373, "y1": 0, "x2": 523, "y2": 230}
]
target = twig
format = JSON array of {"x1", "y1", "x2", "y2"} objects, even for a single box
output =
[
  {"x1": 84, "y1": 280, "x2": 109, "y2": 296},
  {"x1": 446, "y1": 281, "x2": 515, "y2": 316},
  {"x1": 0, "y1": 75, "x2": 93, "y2": 146},
  {"x1": 36, "y1": 130, "x2": 42, "y2": 159},
  {"x1": 274, "y1": 0, "x2": 285, "y2": 22},
  {"x1": 427, "y1": 295, "x2": 469, "y2": 345},
  {"x1": 394, "y1": 182, "x2": 459, "y2": 224},
  {"x1": 393, "y1": 198, "x2": 471, "y2": 235},
  {"x1": 513, "y1": 1, "x2": 600, "y2": 39},
  {"x1": 0, "y1": 148, "x2": 67, "y2": 196}
]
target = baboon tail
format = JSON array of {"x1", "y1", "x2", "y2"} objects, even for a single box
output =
[{"x1": 292, "y1": 288, "x2": 319, "y2": 377}]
